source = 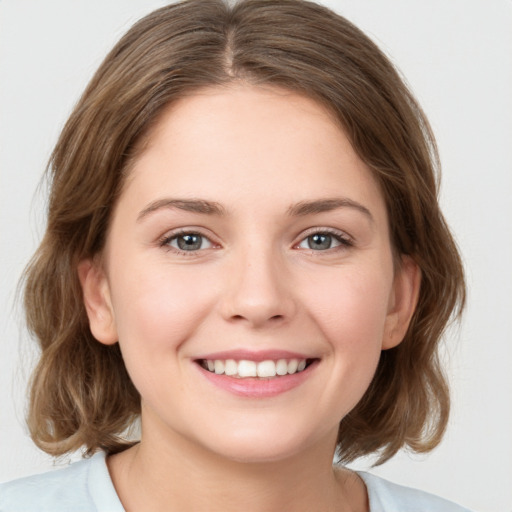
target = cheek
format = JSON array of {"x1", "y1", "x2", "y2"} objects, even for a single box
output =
[
  {"x1": 109, "y1": 259, "x2": 218, "y2": 358},
  {"x1": 298, "y1": 266, "x2": 392, "y2": 415},
  {"x1": 107, "y1": 261, "x2": 221, "y2": 403},
  {"x1": 301, "y1": 266, "x2": 392, "y2": 350}
]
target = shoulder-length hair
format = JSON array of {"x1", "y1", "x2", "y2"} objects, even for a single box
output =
[{"x1": 24, "y1": 0, "x2": 465, "y2": 464}]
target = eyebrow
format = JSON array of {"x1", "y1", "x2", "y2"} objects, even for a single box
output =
[
  {"x1": 137, "y1": 198, "x2": 226, "y2": 221},
  {"x1": 287, "y1": 198, "x2": 373, "y2": 221},
  {"x1": 137, "y1": 196, "x2": 373, "y2": 223}
]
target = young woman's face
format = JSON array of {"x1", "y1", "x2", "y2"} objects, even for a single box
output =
[{"x1": 83, "y1": 85, "x2": 417, "y2": 463}]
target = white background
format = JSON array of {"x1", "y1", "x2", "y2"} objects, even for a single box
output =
[{"x1": 1, "y1": 1, "x2": 511, "y2": 511}]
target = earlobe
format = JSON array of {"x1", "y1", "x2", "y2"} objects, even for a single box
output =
[
  {"x1": 382, "y1": 256, "x2": 421, "y2": 350},
  {"x1": 77, "y1": 259, "x2": 118, "y2": 345}
]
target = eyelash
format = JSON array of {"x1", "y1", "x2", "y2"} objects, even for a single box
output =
[
  {"x1": 294, "y1": 227, "x2": 354, "y2": 252},
  {"x1": 158, "y1": 229, "x2": 215, "y2": 256},
  {"x1": 158, "y1": 227, "x2": 354, "y2": 256}
]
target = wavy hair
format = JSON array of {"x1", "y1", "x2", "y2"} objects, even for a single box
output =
[{"x1": 24, "y1": 0, "x2": 465, "y2": 464}]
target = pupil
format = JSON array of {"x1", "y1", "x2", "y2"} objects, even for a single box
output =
[
  {"x1": 308, "y1": 233, "x2": 331, "y2": 250},
  {"x1": 178, "y1": 234, "x2": 201, "y2": 251}
]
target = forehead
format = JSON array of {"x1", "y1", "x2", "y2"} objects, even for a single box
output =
[
  {"x1": 132, "y1": 84, "x2": 345, "y2": 174},
  {"x1": 119, "y1": 84, "x2": 386, "y2": 220}
]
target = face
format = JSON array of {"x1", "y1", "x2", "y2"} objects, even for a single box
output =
[{"x1": 81, "y1": 85, "x2": 419, "y2": 463}]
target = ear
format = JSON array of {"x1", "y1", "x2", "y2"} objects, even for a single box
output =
[
  {"x1": 382, "y1": 255, "x2": 421, "y2": 350},
  {"x1": 78, "y1": 259, "x2": 118, "y2": 345}
]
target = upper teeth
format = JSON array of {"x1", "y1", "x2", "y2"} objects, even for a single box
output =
[{"x1": 203, "y1": 358, "x2": 308, "y2": 378}]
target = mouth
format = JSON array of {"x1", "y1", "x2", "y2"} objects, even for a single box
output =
[{"x1": 197, "y1": 358, "x2": 317, "y2": 379}]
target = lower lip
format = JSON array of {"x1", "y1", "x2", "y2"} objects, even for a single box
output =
[{"x1": 196, "y1": 362, "x2": 318, "y2": 398}]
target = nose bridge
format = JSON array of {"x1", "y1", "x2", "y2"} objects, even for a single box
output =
[{"x1": 221, "y1": 239, "x2": 294, "y2": 327}]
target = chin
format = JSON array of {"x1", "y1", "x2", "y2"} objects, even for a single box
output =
[{"x1": 197, "y1": 423, "x2": 331, "y2": 465}]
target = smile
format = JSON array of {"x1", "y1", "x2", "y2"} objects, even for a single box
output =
[{"x1": 199, "y1": 358, "x2": 311, "y2": 378}]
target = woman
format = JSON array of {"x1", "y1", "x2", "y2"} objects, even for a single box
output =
[{"x1": 0, "y1": 1, "x2": 471, "y2": 510}]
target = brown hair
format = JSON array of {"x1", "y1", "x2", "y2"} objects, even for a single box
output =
[{"x1": 24, "y1": 0, "x2": 465, "y2": 464}]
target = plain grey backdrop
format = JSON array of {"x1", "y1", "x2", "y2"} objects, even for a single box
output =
[{"x1": 1, "y1": 1, "x2": 511, "y2": 511}]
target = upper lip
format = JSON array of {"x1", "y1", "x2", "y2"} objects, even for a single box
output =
[{"x1": 194, "y1": 349, "x2": 316, "y2": 362}]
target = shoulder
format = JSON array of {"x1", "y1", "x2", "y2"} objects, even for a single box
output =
[
  {"x1": 0, "y1": 451, "x2": 124, "y2": 512},
  {"x1": 357, "y1": 471, "x2": 473, "y2": 512}
]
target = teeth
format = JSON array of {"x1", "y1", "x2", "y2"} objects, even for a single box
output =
[
  {"x1": 276, "y1": 359, "x2": 288, "y2": 375},
  {"x1": 201, "y1": 358, "x2": 310, "y2": 378},
  {"x1": 224, "y1": 359, "x2": 237, "y2": 376},
  {"x1": 257, "y1": 360, "x2": 276, "y2": 378},
  {"x1": 238, "y1": 360, "x2": 257, "y2": 377},
  {"x1": 287, "y1": 359, "x2": 298, "y2": 373},
  {"x1": 214, "y1": 360, "x2": 224, "y2": 374}
]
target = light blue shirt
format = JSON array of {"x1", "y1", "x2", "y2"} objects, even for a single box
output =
[{"x1": 0, "y1": 451, "x2": 472, "y2": 511}]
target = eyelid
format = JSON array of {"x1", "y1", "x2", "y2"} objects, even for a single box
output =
[
  {"x1": 158, "y1": 227, "x2": 221, "y2": 255},
  {"x1": 293, "y1": 227, "x2": 354, "y2": 249},
  {"x1": 157, "y1": 226, "x2": 353, "y2": 255}
]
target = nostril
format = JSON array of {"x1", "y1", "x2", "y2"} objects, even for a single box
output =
[{"x1": 229, "y1": 314, "x2": 284, "y2": 323}]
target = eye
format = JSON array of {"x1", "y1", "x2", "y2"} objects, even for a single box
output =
[
  {"x1": 163, "y1": 232, "x2": 213, "y2": 252},
  {"x1": 296, "y1": 231, "x2": 351, "y2": 251}
]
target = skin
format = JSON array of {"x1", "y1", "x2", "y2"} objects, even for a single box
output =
[{"x1": 79, "y1": 84, "x2": 420, "y2": 512}]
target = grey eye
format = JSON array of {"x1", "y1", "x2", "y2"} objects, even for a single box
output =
[
  {"x1": 307, "y1": 233, "x2": 333, "y2": 250},
  {"x1": 171, "y1": 233, "x2": 212, "y2": 251},
  {"x1": 298, "y1": 232, "x2": 345, "y2": 251}
]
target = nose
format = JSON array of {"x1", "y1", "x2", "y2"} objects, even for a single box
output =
[{"x1": 219, "y1": 245, "x2": 296, "y2": 329}]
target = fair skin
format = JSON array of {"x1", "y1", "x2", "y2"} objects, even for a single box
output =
[{"x1": 79, "y1": 84, "x2": 420, "y2": 512}]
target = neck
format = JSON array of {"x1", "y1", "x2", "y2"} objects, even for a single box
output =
[{"x1": 108, "y1": 423, "x2": 367, "y2": 512}]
